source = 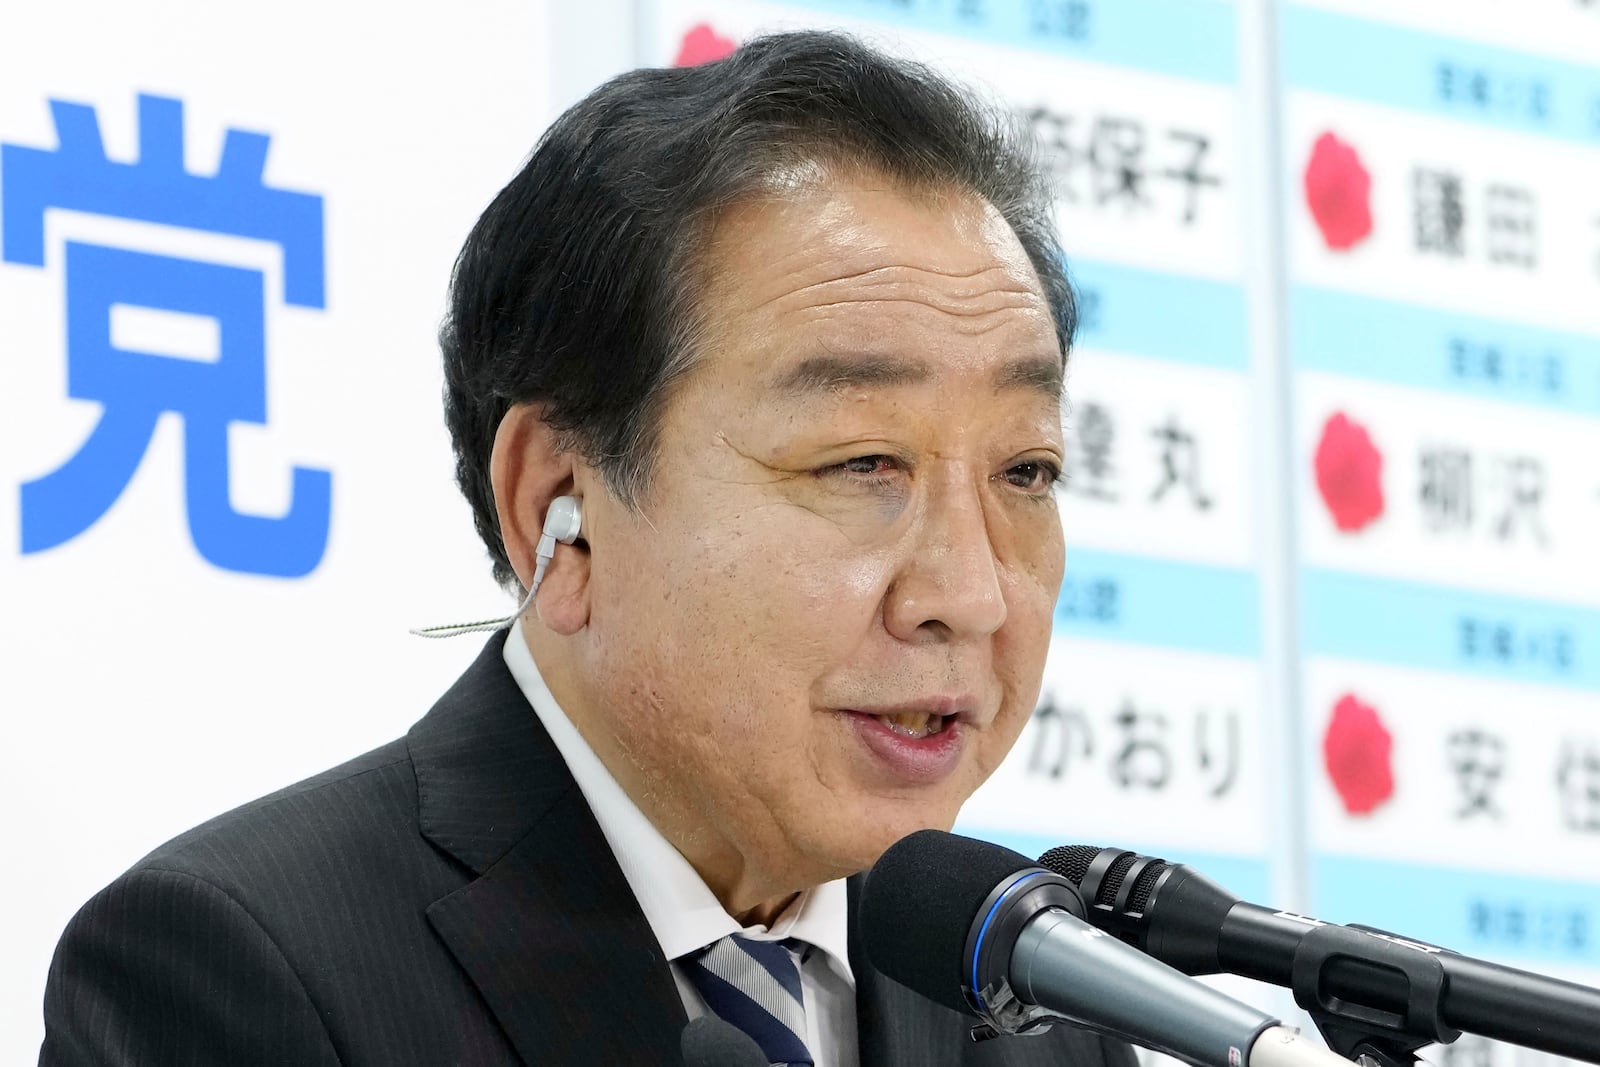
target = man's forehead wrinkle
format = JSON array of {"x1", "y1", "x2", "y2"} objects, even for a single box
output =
[
  {"x1": 757, "y1": 262, "x2": 1041, "y2": 314},
  {"x1": 804, "y1": 259, "x2": 1027, "y2": 287},
  {"x1": 789, "y1": 298, "x2": 1044, "y2": 338}
]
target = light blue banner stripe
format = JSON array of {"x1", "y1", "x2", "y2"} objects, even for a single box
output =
[
  {"x1": 1282, "y1": 4, "x2": 1600, "y2": 145},
  {"x1": 1071, "y1": 260, "x2": 1249, "y2": 370},
  {"x1": 1291, "y1": 286, "x2": 1600, "y2": 415},
  {"x1": 1313, "y1": 854, "x2": 1600, "y2": 967},
  {"x1": 958, "y1": 824, "x2": 1273, "y2": 905},
  {"x1": 788, "y1": 0, "x2": 1238, "y2": 84},
  {"x1": 1301, "y1": 569, "x2": 1600, "y2": 691},
  {"x1": 1057, "y1": 548, "x2": 1260, "y2": 656}
]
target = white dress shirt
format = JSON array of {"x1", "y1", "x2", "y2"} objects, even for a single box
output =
[{"x1": 503, "y1": 621, "x2": 859, "y2": 1067}]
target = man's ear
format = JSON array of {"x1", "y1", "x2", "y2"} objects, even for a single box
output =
[{"x1": 489, "y1": 404, "x2": 590, "y2": 635}]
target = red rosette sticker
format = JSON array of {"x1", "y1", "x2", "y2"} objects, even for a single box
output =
[
  {"x1": 1322, "y1": 693, "x2": 1394, "y2": 816},
  {"x1": 1303, "y1": 131, "x2": 1373, "y2": 252},
  {"x1": 674, "y1": 23, "x2": 737, "y2": 67},
  {"x1": 1313, "y1": 411, "x2": 1384, "y2": 533}
]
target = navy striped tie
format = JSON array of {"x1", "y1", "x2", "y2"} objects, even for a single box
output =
[{"x1": 686, "y1": 934, "x2": 814, "y2": 1067}]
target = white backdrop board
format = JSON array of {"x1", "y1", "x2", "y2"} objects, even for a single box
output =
[
  {"x1": 0, "y1": 1, "x2": 550, "y2": 1056},
  {"x1": 3, "y1": 1, "x2": 1598, "y2": 1063}
]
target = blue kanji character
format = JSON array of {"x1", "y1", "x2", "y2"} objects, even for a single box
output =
[
  {"x1": 1087, "y1": 578, "x2": 1119, "y2": 623},
  {"x1": 1467, "y1": 899, "x2": 1492, "y2": 938},
  {"x1": 1551, "y1": 629, "x2": 1575, "y2": 671},
  {"x1": 2, "y1": 94, "x2": 329, "y2": 576},
  {"x1": 1503, "y1": 902, "x2": 1527, "y2": 942},
  {"x1": 1567, "y1": 910, "x2": 1589, "y2": 952}
]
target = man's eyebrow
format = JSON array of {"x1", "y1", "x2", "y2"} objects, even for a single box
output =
[
  {"x1": 994, "y1": 355, "x2": 1065, "y2": 399},
  {"x1": 771, "y1": 354, "x2": 930, "y2": 396},
  {"x1": 770, "y1": 352, "x2": 1064, "y2": 399}
]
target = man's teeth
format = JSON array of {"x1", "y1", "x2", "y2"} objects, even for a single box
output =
[{"x1": 874, "y1": 711, "x2": 945, "y2": 738}]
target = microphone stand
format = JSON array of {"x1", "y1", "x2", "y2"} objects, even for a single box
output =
[{"x1": 1289, "y1": 920, "x2": 1600, "y2": 1067}]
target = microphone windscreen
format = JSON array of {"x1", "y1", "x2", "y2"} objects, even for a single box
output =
[
  {"x1": 680, "y1": 1015, "x2": 767, "y2": 1067},
  {"x1": 860, "y1": 829, "x2": 1038, "y2": 1013}
]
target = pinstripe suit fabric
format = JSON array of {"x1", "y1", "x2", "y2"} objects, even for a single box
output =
[{"x1": 40, "y1": 633, "x2": 1138, "y2": 1067}]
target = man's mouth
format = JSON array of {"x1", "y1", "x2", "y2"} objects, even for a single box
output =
[
  {"x1": 872, "y1": 710, "x2": 951, "y2": 740},
  {"x1": 842, "y1": 704, "x2": 970, "y2": 784}
]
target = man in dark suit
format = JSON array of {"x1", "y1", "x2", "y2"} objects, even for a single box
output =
[{"x1": 41, "y1": 31, "x2": 1135, "y2": 1067}]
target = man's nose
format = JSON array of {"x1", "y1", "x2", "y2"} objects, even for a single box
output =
[{"x1": 882, "y1": 471, "x2": 1007, "y2": 643}]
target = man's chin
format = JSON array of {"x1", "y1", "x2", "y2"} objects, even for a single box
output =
[{"x1": 814, "y1": 803, "x2": 961, "y2": 878}]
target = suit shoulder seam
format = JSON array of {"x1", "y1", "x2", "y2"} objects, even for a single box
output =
[
  {"x1": 174, "y1": 754, "x2": 414, "y2": 875},
  {"x1": 274, "y1": 752, "x2": 412, "y2": 800},
  {"x1": 163, "y1": 752, "x2": 413, "y2": 852}
]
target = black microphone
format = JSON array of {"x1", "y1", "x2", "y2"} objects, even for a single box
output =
[
  {"x1": 680, "y1": 1016, "x2": 767, "y2": 1067},
  {"x1": 1037, "y1": 844, "x2": 1600, "y2": 1064},
  {"x1": 862, "y1": 830, "x2": 1354, "y2": 1067}
]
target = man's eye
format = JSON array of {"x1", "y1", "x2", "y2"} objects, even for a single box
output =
[
  {"x1": 836, "y1": 455, "x2": 897, "y2": 476},
  {"x1": 1003, "y1": 461, "x2": 1062, "y2": 492}
]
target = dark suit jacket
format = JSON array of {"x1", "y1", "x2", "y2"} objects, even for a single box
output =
[{"x1": 41, "y1": 633, "x2": 1138, "y2": 1066}]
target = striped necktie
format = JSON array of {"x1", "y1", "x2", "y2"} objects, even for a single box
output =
[{"x1": 685, "y1": 934, "x2": 815, "y2": 1066}]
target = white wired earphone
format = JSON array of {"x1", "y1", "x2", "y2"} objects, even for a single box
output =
[{"x1": 409, "y1": 495, "x2": 584, "y2": 638}]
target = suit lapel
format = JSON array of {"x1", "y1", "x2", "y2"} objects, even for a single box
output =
[
  {"x1": 409, "y1": 634, "x2": 687, "y2": 1064},
  {"x1": 425, "y1": 785, "x2": 687, "y2": 1062}
]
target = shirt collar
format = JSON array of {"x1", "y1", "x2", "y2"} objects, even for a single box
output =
[{"x1": 501, "y1": 621, "x2": 853, "y2": 982}]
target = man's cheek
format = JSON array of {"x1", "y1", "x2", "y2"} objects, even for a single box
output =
[
  {"x1": 728, "y1": 525, "x2": 901, "y2": 614},
  {"x1": 1003, "y1": 551, "x2": 1064, "y2": 632},
  {"x1": 766, "y1": 479, "x2": 916, "y2": 549}
]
